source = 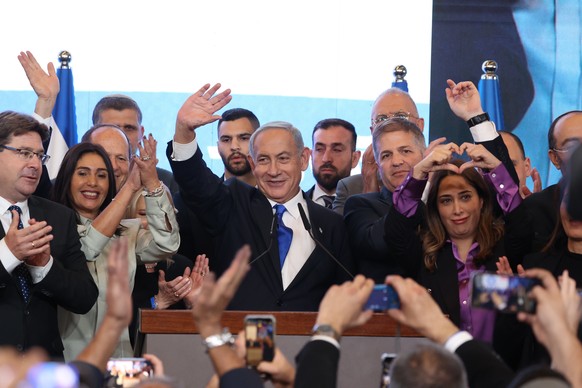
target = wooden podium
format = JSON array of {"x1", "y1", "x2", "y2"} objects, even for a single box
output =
[{"x1": 136, "y1": 309, "x2": 419, "y2": 356}]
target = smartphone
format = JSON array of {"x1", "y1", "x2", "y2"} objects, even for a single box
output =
[
  {"x1": 244, "y1": 314, "x2": 276, "y2": 367},
  {"x1": 364, "y1": 284, "x2": 401, "y2": 312},
  {"x1": 379, "y1": 352, "x2": 397, "y2": 388},
  {"x1": 470, "y1": 272, "x2": 541, "y2": 314},
  {"x1": 26, "y1": 362, "x2": 79, "y2": 388},
  {"x1": 105, "y1": 357, "x2": 154, "y2": 387}
]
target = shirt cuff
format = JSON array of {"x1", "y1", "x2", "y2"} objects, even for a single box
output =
[
  {"x1": 32, "y1": 112, "x2": 54, "y2": 126},
  {"x1": 27, "y1": 257, "x2": 54, "y2": 284},
  {"x1": 482, "y1": 163, "x2": 522, "y2": 214},
  {"x1": 171, "y1": 139, "x2": 198, "y2": 161},
  {"x1": 0, "y1": 238, "x2": 23, "y2": 274},
  {"x1": 311, "y1": 335, "x2": 341, "y2": 349},
  {"x1": 444, "y1": 331, "x2": 473, "y2": 353},
  {"x1": 393, "y1": 172, "x2": 427, "y2": 217},
  {"x1": 469, "y1": 121, "x2": 498, "y2": 143}
]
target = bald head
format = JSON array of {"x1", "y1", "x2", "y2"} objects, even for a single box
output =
[{"x1": 371, "y1": 88, "x2": 424, "y2": 132}]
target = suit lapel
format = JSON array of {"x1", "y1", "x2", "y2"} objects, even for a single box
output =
[{"x1": 433, "y1": 246, "x2": 461, "y2": 324}]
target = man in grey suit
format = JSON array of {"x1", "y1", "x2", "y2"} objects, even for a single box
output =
[{"x1": 333, "y1": 88, "x2": 425, "y2": 215}]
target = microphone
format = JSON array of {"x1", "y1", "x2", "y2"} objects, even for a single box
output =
[
  {"x1": 249, "y1": 212, "x2": 277, "y2": 266},
  {"x1": 297, "y1": 203, "x2": 354, "y2": 279}
]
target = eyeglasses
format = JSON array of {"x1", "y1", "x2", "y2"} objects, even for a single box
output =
[
  {"x1": 372, "y1": 111, "x2": 419, "y2": 126},
  {"x1": 552, "y1": 142, "x2": 581, "y2": 156},
  {"x1": 0, "y1": 145, "x2": 51, "y2": 164}
]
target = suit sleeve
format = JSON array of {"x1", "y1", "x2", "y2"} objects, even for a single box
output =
[
  {"x1": 37, "y1": 207, "x2": 98, "y2": 314},
  {"x1": 344, "y1": 195, "x2": 390, "y2": 263},
  {"x1": 295, "y1": 340, "x2": 340, "y2": 388},
  {"x1": 167, "y1": 141, "x2": 233, "y2": 235},
  {"x1": 219, "y1": 368, "x2": 263, "y2": 388},
  {"x1": 383, "y1": 206, "x2": 425, "y2": 278},
  {"x1": 478, "y1": 135, "x2": 519, "y2": 186},
  {"x1": 333, "y1": 178, "x2": 350, "y2": 215},
  {"x1": 455, "y1": 339, "x2": 514, "y2": 388}
]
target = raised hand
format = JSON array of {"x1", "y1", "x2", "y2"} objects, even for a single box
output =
[
  {"x1": 361, "y1": 144, "x2": 380, "y2": 193},
  {"x1": 459, "y1": 142, "x2": 501, "y2": 172},
  {"x1": 133, "y1": 133, "x2": 160, "y2": 191},
  {"x1": 184, "y1": 254, "x2": 210, "y2": 308},
  {"x1": 17, "y1": 51, "x2": 59, "y2": 118},
  {"x1": 175, "y1": 83, "x2": 232, "y2": 143},
  {"x1": 105, "y1": 237, "x2": 132, "y2": 326},
  {"x1": 412, "y1": 142, "x2": 461, "y2": 180},
  {"x1": 445, "y1": 79, "x2": 484, "y2": 122},
  {"x1": 315, "y1": 275, "x2": 375, "y2": 336},
  {"x1": 521, "y1": 167, "x2": 542, "y2": 198},
  {"x1": 156, "y1": 268, "x2": 192, "y2": 309}
]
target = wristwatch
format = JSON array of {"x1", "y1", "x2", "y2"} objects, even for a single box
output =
[
  {"x1": 466, "y1": 112, "x2": 490, "y2": 127},
  {"x1": 202, "y1": 329, "x2": 235, "y2": 352},
  {"x1": 312, "y1": 324, "x2": 341, "y2": 341}
]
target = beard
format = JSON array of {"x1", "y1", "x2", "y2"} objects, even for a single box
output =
[
  {"x1": 221, "y1": 152, "x2": 252, "y2": 176},
  {"x1": 314, "y1": 163, "x2": 351, "y2": 192}
]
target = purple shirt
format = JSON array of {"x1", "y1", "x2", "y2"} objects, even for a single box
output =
[{"x1": 453, "y1": 241, "x2": 496, "y2": 342}]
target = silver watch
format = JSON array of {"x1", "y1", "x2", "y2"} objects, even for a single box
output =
[{"x1": 202, "y1": 329, "x2": 235, "y2": 352}]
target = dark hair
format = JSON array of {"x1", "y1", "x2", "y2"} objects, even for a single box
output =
[
  {"x1": 422, "y1": 159, "x2": 504, "y2": 271},
  {"x1": 372, "y1": 117, "x2": 425, "y2": 160},
  {"x1": 51, "y1": 143, "x2": 117, "y2": 225},
  {"x1": 218, "y1": 108, "x2": 260, "y2": 132},
  {"x1": 81, "y1": 123, "x2": 132, "y2": 157},
  {"x1": 312, "y1": 118, "x2": 358, "y2": 151},
  {"x1": 0, "y1": 111, "x2": 49, "y2": 145},
  {"x1": 500, "y1": 131, "x2": 526, "y2": 159},
  {"x1": 389, "y1": 343, "x2": 467, "y2": 388},
  {"x1": 92, "y1": 95, "x2": 143, "y2": 125},
  {"x1": 548, "y1": 111, "x2": 582, "y2": 150}
]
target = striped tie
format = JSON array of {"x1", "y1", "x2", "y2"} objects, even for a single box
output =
[{"x1": 8, "y1": 205, "x2": 32, "y2": 303}]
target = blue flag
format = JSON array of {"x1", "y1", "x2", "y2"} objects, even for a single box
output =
[
  {"x1": 53, "y1": 67, "x2": 77, "y2": 146},
  {"x1": 478, "y1": 68, "x2": 505, "y2": 130}
]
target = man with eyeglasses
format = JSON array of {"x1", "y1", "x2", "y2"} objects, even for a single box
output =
[
  {"x1": 0, "y1": 111, "x2": 98, "y2": 359},
  {"x1": 333, "y1": 88, "x2": 425, "y2": 215},
  {"x1": 518, "y1": 110, "x2": 582, "y2": 253}
]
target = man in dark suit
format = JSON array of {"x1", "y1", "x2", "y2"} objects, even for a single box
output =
[
  {"x1": 344, "y1": 118, "x2": 426, "y2": 283},
  {"x1": 333, "y1": 87, "x2": 425, "y2": 215},
  {"x1": 168, "y1": 83, "x2": 354, "y2": 311},
  {"x1": 0, "y1": 111, "x2": 98, "y2": 359},
  {"x1": 305, "y1": 118, "x2": 360, "y2": 209}
]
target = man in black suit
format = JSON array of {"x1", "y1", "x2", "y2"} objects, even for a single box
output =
[
  {"x1": 168, "y1": 83, "x2": 354, "y2": 311},
  {"x1": 344, "y1": 118, "x2": 426, "y2": 283},
  {"x1": 0, "y1": 111, "x2": 98, "y2": 359},
  {"x1": 305, "y1": 118, "x2": 360, "y2": 209}
]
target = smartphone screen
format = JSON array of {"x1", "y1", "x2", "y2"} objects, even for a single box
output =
[
  {"x1": 244, "y1": 314, "x2": 276, "y2": 367},
  {"x1": 364, "y1": 284, "x2": 401, "y2": 312},
  {"x1": 105, "y1": 358, "x2": 153, "y2": 387},
  {"x1": 470, "y1": 272, "x2": 540, "y2": 313}
]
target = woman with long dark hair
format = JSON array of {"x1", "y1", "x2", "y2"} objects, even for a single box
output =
[
  {"x1": 52, "y1": 136, "x2": 179, "y2": 361},
  {"x1": 384, "y1": 141, "x2": 521, "y2": 343}
]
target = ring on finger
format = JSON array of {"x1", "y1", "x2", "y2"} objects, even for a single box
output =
[
  {"x1": 141, "y1": 154, "x2": 151, "y2": 161},
  {"x1": 174, "y1": 292, "x2": 179, "y2": 297},
  {"x1": 31, "y1": 241, "x2": 36, "y2": 248}
]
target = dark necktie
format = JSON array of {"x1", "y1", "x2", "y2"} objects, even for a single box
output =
[
  {"x1": 8, "y1": 205, "x2": 32, "y2": 303},
  {"x1": 321, "y1": 195, "x2": 335, "y2": 209},
  {"x1": 274, "y1": 204, "x2": 293, "y2": 269}
]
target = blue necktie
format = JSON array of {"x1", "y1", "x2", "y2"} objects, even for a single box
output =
[
  {"x1": 274, "y1": 204, "x2": 293, "y2": 269},
  {"x1": 8, "y1": 205, "x2": 32, "y2": 303}
]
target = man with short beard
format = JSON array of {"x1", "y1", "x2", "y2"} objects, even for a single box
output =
[
  {"x1": 216, "y1": 108, "x2": 260, "y2": 186},
  {"x1": 305, "y1": 119, "x2": 360, "y2": 209}
]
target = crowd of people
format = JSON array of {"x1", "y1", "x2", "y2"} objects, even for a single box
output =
[{"x1": 0, "y1": 50, "x2": 581, "y2": 387}]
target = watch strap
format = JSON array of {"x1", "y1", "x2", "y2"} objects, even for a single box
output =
[
  {"x1": 312, "y1": 324, "x2": 341, "y2": 341},
  {"x1": 466, "y1": 112, "x2": 490, "y2": 127},
  {"x1": 202, "y1": 329, "x2": 235, "y2": 352}
]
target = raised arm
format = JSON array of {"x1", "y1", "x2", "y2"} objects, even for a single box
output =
[{"x1": 18, "y1": 51, "x2": 59, "y2": 119}]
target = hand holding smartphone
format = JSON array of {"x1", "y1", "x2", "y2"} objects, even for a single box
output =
[
  {"x1": 364, "y1": 284, "x2": 401, "y2": 312},
  {"x1": 244, "y1": 314, "x2": 276, "y2": 367},
  {"x1": 470, "y1": 272, "x2": 540, "y2": 313},
  {"x1": 105, "y1": 357, "x2": 154, "y2": 387}
]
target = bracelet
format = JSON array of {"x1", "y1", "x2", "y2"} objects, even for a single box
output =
[
  {"x1": 150, "y1": 295, "x2": 158, "y2": 309},
  {"x1": 143, "y1": 181, "x2": 164, "y2": 197},
  {"x1": 466, "y1": 112, "x2": 490, "y2": 127}
]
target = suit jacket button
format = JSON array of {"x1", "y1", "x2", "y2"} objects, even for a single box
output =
[
  {"x1": 276, "y1": 299, "x2": 282, "y2": 306},
  {"x1": 24, "y1": 310, "x2": 30, "y2": 315},
  {"x1": 16, "y1": 344, "x2": 23, "y2": 351}
]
